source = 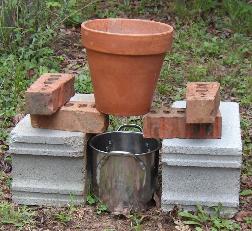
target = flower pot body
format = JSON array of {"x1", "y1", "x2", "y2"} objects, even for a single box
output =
[{"x1": 81, "y1": 18, "x2": 173, "y2": 116}]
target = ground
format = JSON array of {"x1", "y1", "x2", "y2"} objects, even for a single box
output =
[{"x1": 0, "y1": 1, "x2": 252, "y2": 230}]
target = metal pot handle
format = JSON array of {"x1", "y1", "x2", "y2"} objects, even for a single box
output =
[
  {"x1": 117, "y1": 124, "x2": 142, "y2": 132},
  {"x1": 97, "y1": 151, "x2": 147, "y2": 187}
]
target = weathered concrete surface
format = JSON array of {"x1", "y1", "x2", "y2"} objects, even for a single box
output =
[
  {"x1": 161, "y1": 101, "x2": 242, "y2": 216},
  {"x1": 9, "y1": 114, "x2": 88, "y2": 206},
  {"x1": 71, "y1": 93, "x2": 95, "y2": 102},
  {"x1": 9, "y1": 115, "x2": 86, "y2": 157}
]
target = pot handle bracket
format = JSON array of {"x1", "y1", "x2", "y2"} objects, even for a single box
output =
[
  {"x1": 97, "y1": 151, "x2": 147, "y2": 187},
  {"x1": 117, "y1": 124, "x2": 142, "y2": 132}
]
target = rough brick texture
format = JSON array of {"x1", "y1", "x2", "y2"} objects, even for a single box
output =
[
  {"x1": 25, "y1": 73, "x2": 75, "y2": 115},
  {"x1": 30, "y1": 101, "x2": 108, "y2": 133},
  {"x1": 143, "y1": 107, "x2": 222, "y2": 139},
  {"x1": 186, "y1": 82, "x2": 220, "y2": 123}
]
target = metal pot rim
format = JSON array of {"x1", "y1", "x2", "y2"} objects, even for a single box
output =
[{"x1": 88, "y1": 131, "x2": 161, "y2": 156}]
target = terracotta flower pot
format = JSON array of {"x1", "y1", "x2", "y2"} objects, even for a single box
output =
[{"x1": 81, "y1": 18, "x2": 173, "y2": 116}]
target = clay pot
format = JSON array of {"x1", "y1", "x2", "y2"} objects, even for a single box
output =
[{"x1": 81, "y1": 18, "x2": 173, "y2": 116}]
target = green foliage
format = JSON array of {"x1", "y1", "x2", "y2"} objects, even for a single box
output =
[
  {"x1": 174, "y1": 0, "x2": 218, "y2": 18},
  {"x1": 54, "y1": 211, "x2": 71, "y2": 223},
  {"x1": 178, "y1": 204, "x2": 241, "y2": 231},
  {"x1": 74, "y1": 69, "x2": 93, "y2": 94},
  {"x1": 0, "y1": 202, "x2": 35, "y2": 228},
  {"x1": 223, "y1": 0, "x2": 252, "y2": 34},
  {"x1": 86, "y1": 194, "x2": 98, "y2": 205},
  {"x1": 96, "y1": 203, "x2": 108, "y2": 215},
  {"x1": 130, "y1": 213, "x2": 144, "y2": 231},
  {"x1": 86, "y1": 193, "x2": 108, "y2": 215},
  {"x1": 240, "y1": 189, "x2": 252, "y2": 196},
  {"x1": 54, "y1": 197, "x2": 77, "y2": 224},
  {"x1": 244, "y1": 217, "x2": 252, "y2": 225},
  {"x1": 173, "y1": 0, "x2": 252, "y2": 34},
  {"x1": 0, "y1": 0, "x2": 62, "y2": 139}
]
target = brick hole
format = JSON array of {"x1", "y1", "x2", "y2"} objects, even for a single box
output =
[
  {"x1": 177, "y1": 109, "x2": 185, "y2": 114},
  {"x1": 196, "y1": 83, "x2": 207, "y2": 88},
  {"x1": 163, "y1": 102, "x2": 170, "y2": 107},
  {"x1": 41, "y1": 87, "x2": 47, "y2": 91},
  {"x1": 196, "y1": 89, "x2": 208, "y2": 93},
  {"x1": 65, "y1": 103, "x2": 74, "y2": 107},
  {"x1": 48, "y1": 77, "x2": 59, "y2": 81},
  {"x1": 150, "y1": 109, "x2": 157, "y2": 114},
  {"x1": 44, "y1": 80, "x2": 53, "y2": 84},
  {"x1": 78, "y1": 104, "x2": 87, "y2": 108},
  {"x1": 90, "y1": 104, "x2": 96, "y2": 108},
  {"x1": 163, "y1": 109, "x2": 170, "y2": 114}
]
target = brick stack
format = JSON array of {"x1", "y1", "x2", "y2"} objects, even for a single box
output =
[
  {"x1": 9, "y1": 73, "x2": 108, "y2": 206},
  {"x1": 143, "y1": 82, "x2": 222, "y2": 139},
  {"x1": 143, "y1": 82, "x2": 242, "y2": 216}
]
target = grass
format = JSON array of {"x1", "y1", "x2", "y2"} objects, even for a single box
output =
[
  {"x1": 0, "y1": 202, "x2": 35, "y2": 229},
  {"x1": 178, "y1": 204, "x2": 241, "y2": 231},
  {"x1": 158, "y1": 21, "x2": 252, "y2": 105}
]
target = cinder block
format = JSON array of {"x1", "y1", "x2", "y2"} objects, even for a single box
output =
[
  {"x1": 25, "y1": 73, "x2": 75, "y2": 115},
  {"x1": 161, "y1": 101, "x2": 242, "y2": 216},
  {"x1": 9, "y1": 115, "x2": 88, "y2": 206},
  {"x1": 186, "y1": 82, "x2": 220, "y2": 123},
  {"x1": 30, "y1": 101, "x2": 108, "y2": 133},
  {"x1": 143, "y1": 107, "x2": 222, "y2": 139},
  {"x1": 71, "y1": 93, "x2": 95, "y2": 102}
]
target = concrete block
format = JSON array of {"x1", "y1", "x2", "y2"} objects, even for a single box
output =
[
  {"x1": 161, "y1": 101, "x2": 242, "y2": 216},
  {"x1": 186, "y1": 82, "x2": 220, "y2": 123},
  {"x1": 25, "y1": 73, "x2": 75, "y2": 115},
  {"x1": 71, "y1": 93, "x2": 95, "y2": 102},
  {"x1": 9, "y1": 114, "x2": 88, "y2": 206},
  {"x1": 162, "y1": 101, "x2": 242, "y2": 156},
  {"x1": 9, "y1": 115, "x2": 86, "y2": 157}
]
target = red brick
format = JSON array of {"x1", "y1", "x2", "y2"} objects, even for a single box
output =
[
  {"x1": 30, "y1": 101, "x2": 109, "y2": 133},
  {"x1": 143, "y1": 107, "x2": 222, "y2": 139},
  {"x1": 25, "y1": 73, "x2": 75, "y2": 115},
  {"x1": 186, "y1": 82, "x2": 220, "y2": 123}
]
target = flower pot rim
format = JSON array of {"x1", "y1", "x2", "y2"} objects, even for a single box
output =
[{"x1": 81, "y1": 18, "x2": 173, "y2": 38}]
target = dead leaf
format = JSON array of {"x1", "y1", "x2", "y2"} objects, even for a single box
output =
[{"x1": 235, "y1": 210, "x2": 252, "y2": 222}]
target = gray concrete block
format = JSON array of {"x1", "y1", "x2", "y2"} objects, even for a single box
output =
[
  {"x1": 12, "y1": 154, "x2": 86, "y2": 195},
  {"x1": 71, "y1": 93, "x2": 95, "y2": 102},
  {"x1": 9, "y1": 112, "x2": 88, "y2": 206},
  {"x1": 12, "y1": 191, "x2": 84, "y2": 206},
  {"x1": 9, "y1": 115, "x2": 86, "y2": 157},
  {"x1": 161, "y1": 101, "x2": 242, "y2": 216},
  {"x1": 161, "y1": 165, "x2": 240, "y2": 212},
  {"x1": 163, "y1": 101, "x2": 242, "y2": 157}
]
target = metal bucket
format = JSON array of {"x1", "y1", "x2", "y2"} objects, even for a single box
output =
[{"x1": 88, "y1": 124, "x2": 160, "y2": 214}]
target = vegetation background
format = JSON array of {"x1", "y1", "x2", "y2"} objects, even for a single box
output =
[{"x1": 0, "y1": 0, "x2": 251, "y2": 230}]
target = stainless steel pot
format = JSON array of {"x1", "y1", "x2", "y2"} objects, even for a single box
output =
[{"x1": 88, "y1": 124, "x2": 160, "y2": 214}]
